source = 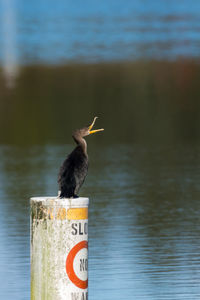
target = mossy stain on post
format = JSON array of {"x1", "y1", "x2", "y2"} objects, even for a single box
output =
[{"x1": 30, "y1": 197, "x2": 89, "y2": 300}]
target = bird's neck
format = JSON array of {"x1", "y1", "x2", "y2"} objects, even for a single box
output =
[{"x1": 73, "y1": 134, "x2": 87, "y2": 155}]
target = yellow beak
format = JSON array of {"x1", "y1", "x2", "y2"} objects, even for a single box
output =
[
  {"x1": 89, "y1": 129, "x2": 104, "y2": 134},
  {"x1": 88, "y1": 116, "x2": 104, "y2": 134}
]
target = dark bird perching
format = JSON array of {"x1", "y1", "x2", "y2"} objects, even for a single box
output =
[{"x1": 58, "y1": 117, "x2": 104, "y2": 198}]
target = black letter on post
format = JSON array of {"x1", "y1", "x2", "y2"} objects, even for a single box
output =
[
  {"x1": 79, "y1": 223, "x2": 83, "y2": 235},
  {"x1": 71, "y1": 223, "x2": 77, "y2": 235}
]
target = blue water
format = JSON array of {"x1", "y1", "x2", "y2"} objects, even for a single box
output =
[
  {"x1": 1, "y1": 144, "x2": 200, "y2": 299},
  {"x1": 1, "y1": 1, "x2": 200, "y2": 299},
  {"x1": 0, "y1": 0, "x2": 200, "y2": 64}
]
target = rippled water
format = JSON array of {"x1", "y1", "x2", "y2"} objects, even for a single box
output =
[
  {"x1": 1, "y1": 1, "x2": 200, "y2": 298},
  {"x1": 1, "y1": 0, "x2": 200, "y2": 64},
  {"x1": 1, "y1": 144, "x2": 200, "y2": 299}
]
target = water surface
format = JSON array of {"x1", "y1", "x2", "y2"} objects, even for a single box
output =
[
  {"x1": 0, "y1": 144, "x2": 200, "y2": 299},
  {"x1": 1, "y1": 1, "x2": 200, "y2": 298},
  {"x1": 1, "y1": 0, "x2": 200, "y2": 64}
]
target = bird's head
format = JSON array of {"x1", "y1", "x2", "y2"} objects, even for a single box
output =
[{"x1": 74, "y1": 117, "x2": 104, "y2": 138}]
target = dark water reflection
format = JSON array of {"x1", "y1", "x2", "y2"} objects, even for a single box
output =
[
  {"x1": 1, "y1": 61, "x2": 200, "y2": 145},
  {"x1": 1, "y1": 144, "x2": 200, "y2": 299}
]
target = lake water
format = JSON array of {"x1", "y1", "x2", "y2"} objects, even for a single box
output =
[
  {"x1": 0, "y1": 143, "x2": 200, "y2": 299},
  {"x1": 1, "y1": 0, "x2": 200, "y2": 299},
  {"x1": 1, "y1": 0, "x2": 200, "y2": 65}
]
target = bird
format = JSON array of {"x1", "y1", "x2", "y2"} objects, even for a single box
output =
[{"x1": 58, "y1": 117, "x2": 104, "y2": 198}]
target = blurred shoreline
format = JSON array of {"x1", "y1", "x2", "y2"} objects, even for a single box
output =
[{"x1": 1, "y1": 59, "x2": 200, "y2": 145}]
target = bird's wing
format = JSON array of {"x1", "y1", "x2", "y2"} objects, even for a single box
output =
[{"x1": 58, "y1": 155, "x2": 76, "y2": 197}]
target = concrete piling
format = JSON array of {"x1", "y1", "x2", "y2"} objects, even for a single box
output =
[{"x1": 30, "y1": 197, "x2": 89, "y2": 300}]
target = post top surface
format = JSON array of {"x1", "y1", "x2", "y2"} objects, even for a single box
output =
[{"x1": 30, "y1": 196, "x2": 89, "y2": 207}]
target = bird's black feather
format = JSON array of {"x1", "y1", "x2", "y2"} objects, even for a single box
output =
[
  {"x1": 58, "y1": 145, "x2": 88, "y2": 198},
  {"x1": 58, "y1": 117, "x2": 103, "y2": 198}
]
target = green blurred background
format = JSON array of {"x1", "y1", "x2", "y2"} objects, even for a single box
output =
[
  {"x1": 1, "y1": 1, "x2": 200, "y2": 299},
  {"x1": 1, "y1": 60, "x2": 200, "y2": 145}
]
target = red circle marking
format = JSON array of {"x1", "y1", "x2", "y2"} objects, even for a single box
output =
[{"x1": 66, "y1": 240, "x2": 88, "y2": 289}]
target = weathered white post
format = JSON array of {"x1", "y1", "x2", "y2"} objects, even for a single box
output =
[{"x1": 30, "y1": 197, "x2": 89, "y2": 300}]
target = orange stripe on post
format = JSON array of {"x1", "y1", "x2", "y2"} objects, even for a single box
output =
[{"x1": 67, "y1": 208, "x2": 88, "y2": 220}]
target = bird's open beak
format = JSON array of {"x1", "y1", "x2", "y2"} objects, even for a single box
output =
[
  {"x1": 88, "y1": 117, "x2": 104, "y2": 134},
  {"x1": 89, "y1": 129, "x2": 104, "y2": 134}
]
